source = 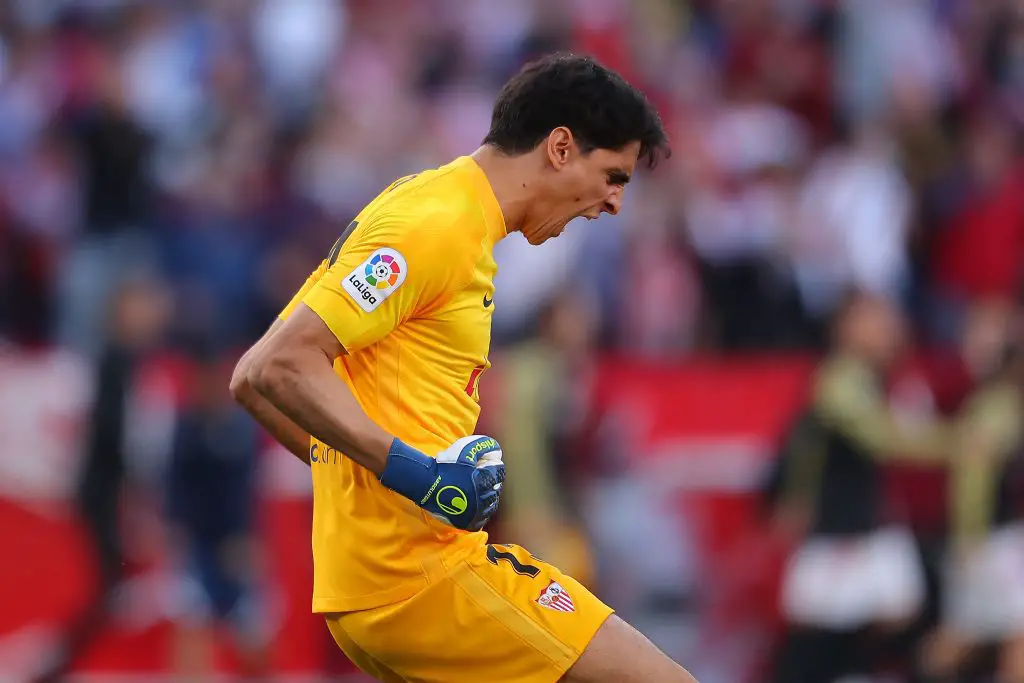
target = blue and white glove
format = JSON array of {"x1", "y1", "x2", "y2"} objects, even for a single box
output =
[{"x1": 380, "y1": 435, "x2": 505, "y2": 531}]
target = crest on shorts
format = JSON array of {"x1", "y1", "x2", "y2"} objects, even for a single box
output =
[{"x1": 536, "y1": 580, "x2": 575, "y2": 613}]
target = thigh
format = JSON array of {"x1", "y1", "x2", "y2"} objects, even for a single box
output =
[
  {"x1": 333, "y1": 543, "x2": 614, "y2": 683},
  {"x1": 562, "y1": 613, "x2": 697, "y2": 683}
]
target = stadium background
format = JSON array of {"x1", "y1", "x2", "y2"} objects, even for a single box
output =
[{"x1": 0, "y1": 0, "x2": 1022, "y2": 681}]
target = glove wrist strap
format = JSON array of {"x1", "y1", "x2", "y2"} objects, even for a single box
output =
[{"x1": 380, "y1": 438, "x2": 437, "y2": 504}]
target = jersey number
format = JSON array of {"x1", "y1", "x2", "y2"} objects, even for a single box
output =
[
  {"x1": 487, "y1": 545, "x2": 541, "y2": 578},
  {"x1": 465, "y1": 365, "x2": 487, "y2": 398},
  {"x1": 324, "y1": 173, "x2": 417, "y2": 266}
]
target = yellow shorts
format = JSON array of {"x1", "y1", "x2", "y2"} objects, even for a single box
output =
[{"x1": 324, "y1": 543, "x2": 614, "y2": 683}]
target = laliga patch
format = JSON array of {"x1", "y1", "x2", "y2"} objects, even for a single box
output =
[
  {"x1": 342, "y1": 248, "x2": 408, "y2": 312},
  {"x1": 536, "y1": 580, "x2": 576, "y2": 613}
]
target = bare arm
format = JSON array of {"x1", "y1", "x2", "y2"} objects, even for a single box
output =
[
  {"x1": 247, "y1": 304, "x2": 394, "y2": 474},
  {"x1": 230, "y1": 318, "x2": 314, "y2": 465}
]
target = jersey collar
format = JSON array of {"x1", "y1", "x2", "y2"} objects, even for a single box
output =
[{"x1": 460, "y1": 156, "x2": 507, "y2": 245}]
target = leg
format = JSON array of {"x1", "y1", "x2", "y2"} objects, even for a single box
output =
[
  {"x1": 919, "y1": 626, "x2": 976, "y2": 682},
  {"x1": 33, "y1": 496, "x2": 123, "y2": 683},
  {"x1": 327, "y1": 543, "x2": 693, "y2": 683},
  {"x1": 213, "y1": 539, "x2": 272, "y2": 681},
  {"x1": 172, "y1": 620, "x2": 214, "y2": 683},
  {"x1": 770, "y1": 625, "x2": 850, "y2": 683},
  {"x1": 561, "y1": 614, "x2": 697, "y2": 683},
  {"x1": 328, "y1": 543, "x2": 612, "y2": 683},
  {"x1": 168, "y1": 543, "x2": 219, "y2": 683},
  {"x1": 998, "y1": 633, "x2": 1024, "y2": 683}
]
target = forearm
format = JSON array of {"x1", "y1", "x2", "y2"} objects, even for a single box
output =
[
  {"x1": 859, "y1": 417, "x2": 951, "y2": 463},
  {"x1": 823, "y1": 404, "x2": 951, "y2": 463},
  {"x1": 233, "y1": 379, "x2": 313, "y2": 464},
  {"x1": 951, "y1": 454, "x2": 995, "y2": 544},
  {"x1": 231, "y1": 338, "x2": 313, "y2": 465},
  {"x1": 248, "y1": 349, "x2": 393, "y2": 474}
]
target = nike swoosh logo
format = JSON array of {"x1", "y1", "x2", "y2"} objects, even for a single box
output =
[{"x1": 483, "y1": 294, "x2": 493, "y2": 308}]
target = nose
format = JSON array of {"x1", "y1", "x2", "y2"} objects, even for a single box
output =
[{"x1": 603, "y1": 192, "x2": 622, "y2": 216}]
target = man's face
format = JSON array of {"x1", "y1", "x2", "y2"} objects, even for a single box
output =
[
  {"x1": 522, "y1": 130, "x2": 640, "y2": 245},
  {"x1": 961, "y1": 301, "x2": 1012, "y2": 379},
  {"x1": 843, "y1": 296, "x2": 906, "y2": 368}
]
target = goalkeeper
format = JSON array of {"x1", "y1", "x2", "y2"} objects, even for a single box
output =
[{"x1": 230, "y1": 54, "x2": 696, "y2": 683}]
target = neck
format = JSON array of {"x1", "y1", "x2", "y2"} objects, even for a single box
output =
[{"x1": 470, "y1": 145, "x2": 543, "y2": 234}]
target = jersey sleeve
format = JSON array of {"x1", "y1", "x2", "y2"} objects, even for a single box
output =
[
  {"x1": 814, "y1": 355, "x2": 950, "y2": 461},
  {"x1": 302, "y1": 215, "x2": 479, "y2": 353},
  {"x1": 958, "y1": 384, "x2": 1023, "y2": 456},
  {"x1": 950, "y1": 385, "x2": 1022, "y2": 542},
  {"x1": 279, "y1": 259, "x2": 329, "y2": 321}
]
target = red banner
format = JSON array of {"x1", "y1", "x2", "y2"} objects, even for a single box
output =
[{"x1": 0, "y1": 351, "x2": 823, "y2": 679}]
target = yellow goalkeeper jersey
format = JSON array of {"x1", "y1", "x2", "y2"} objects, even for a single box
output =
[{"x1": 279, "y1": 156, "x2": 505, "y2": 612}]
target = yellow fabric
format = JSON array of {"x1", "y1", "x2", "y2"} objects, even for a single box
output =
[
  {"x1": 280, "y1": 157, "x2": 507, "y2": 612},
  {"x1": 279, "y1": 258, "x2": 328, "y2": 320},
  {"x1": 814, "y1": 354, "x2": 950, "y2": 462},
  {"x1": 950, "y1": 382, "x2": 1023, "y2": 543},
  {"x1": 324, "y1": 543, "x2": 613, "y2": 683}
]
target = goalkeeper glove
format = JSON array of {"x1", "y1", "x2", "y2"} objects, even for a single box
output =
[{"x1": 380, "y1": 435, "x2": 505, "y2": 531}]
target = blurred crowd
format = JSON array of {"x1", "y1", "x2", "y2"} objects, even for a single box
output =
[
  {"x1": 2, "y1": 0, "x2": 1024, "y2": 682},
  {"x1": 0, "y1": 0, "x2": 1021, "y2": 356}
]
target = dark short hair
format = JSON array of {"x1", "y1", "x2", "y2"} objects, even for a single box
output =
[{"x1": 482, "y1": 53, "x2": 670, "y2": 170}]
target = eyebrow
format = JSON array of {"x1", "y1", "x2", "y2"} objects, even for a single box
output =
[{"x1": 607, "y1": 170, "x2": 631, "y2": 185}]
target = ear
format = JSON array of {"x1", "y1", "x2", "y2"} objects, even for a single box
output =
[{"x1": 545, "y1": 127, "x2": 575, "y2": 170}]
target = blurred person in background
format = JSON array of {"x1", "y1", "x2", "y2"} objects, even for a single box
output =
[
  {"x1": 33, "y1": 273, "x2": 171, "y2": 683},
  {"x1": 493, "y1": 289, "x2": 600, "y2": 588},
  {"x1": 919, "y1": 331, "x2": 1024, "y2": 683},
  {"x1": 788, "y1": 120, "x2": 913, "y2": 348},
  {"x1": 684, "y1": 68, "x2": 810, "y2": 351},
  {"x1": 165, "y1": 345, "x2": 271, "y2": 683},
  {"x1": 930, "y1": 110, "x2": 1024, "y2": 345},
  {"x1": 0, "y1": 0, "x2": 1022, "y2": 680},
  {"x1": 765, "y1": 291, "x2": 952, "y2": 683},
  {"x1": 56, "y1": 37, "x2": 157, "y2": 359},
  {"x1": 886, "y1": 299, "x2": 1024, "y2": 671}
]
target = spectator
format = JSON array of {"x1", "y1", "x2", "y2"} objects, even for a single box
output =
[
  {"x1": 55, "y1": 41, "x2": 157, "y2": 358},
  {"x1": 920, "y1": 334, "x2": 1024, "y2": 683},
  {"x1": 164, "y1": 346, "x2": 271, "y2": 682},
  {"x1": 931, "y1": 111, "x2": 1024, "y2": 343},
  {"x1": 766, "y1": 292, "x2": 950, "y2": 683},
  {"x1": 33, "y1": 274, "x2": 171, "y2": 683}
]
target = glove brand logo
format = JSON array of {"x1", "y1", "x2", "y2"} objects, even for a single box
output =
[
  {"x1": 436, "y1": 485, "x2": 469, "y2": 516},
  {"x1": 463, "y1": 437, "x2": 497, "y2": 463},
  {"x1": 419, "y1": 475, "x2": 443, "y2": 505}
]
